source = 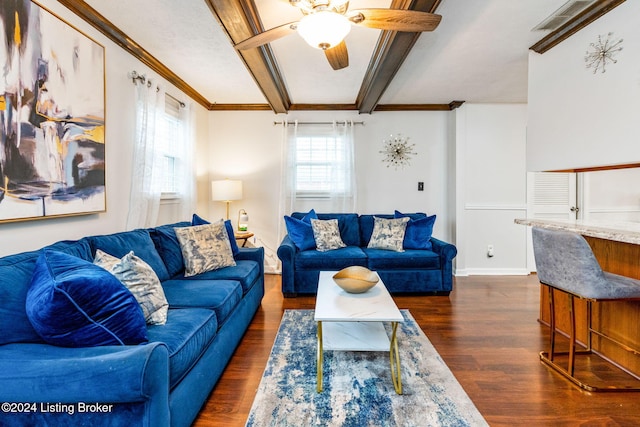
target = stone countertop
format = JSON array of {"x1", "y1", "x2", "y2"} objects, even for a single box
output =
[{"x1": 514, "y1": 218, "x2": 640, "y2": 246}]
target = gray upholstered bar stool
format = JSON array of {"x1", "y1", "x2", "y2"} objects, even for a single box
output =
[{"x1": 532, "y1": 226, "x2": 640, "y2": 391}]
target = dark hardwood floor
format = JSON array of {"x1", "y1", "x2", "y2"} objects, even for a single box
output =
[{"x1": 193, "y1": 274, "x2": 640, "y2": 426}]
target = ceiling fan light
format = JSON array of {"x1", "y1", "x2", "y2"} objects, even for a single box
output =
[{"x1": 297, "y1": 11, "x2": 351, "y2": 50}]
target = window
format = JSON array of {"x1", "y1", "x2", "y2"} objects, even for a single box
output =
[
  {"x1": 294, "y1": 134, "x2": 350, "y2": 197},
  {"x1": 157, "y1": 96, "x2": 184, "y2": 197}
]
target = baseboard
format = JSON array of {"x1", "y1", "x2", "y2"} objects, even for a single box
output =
[{"x1": 455, "y1": 268, "x2": 530, "y2": 276}]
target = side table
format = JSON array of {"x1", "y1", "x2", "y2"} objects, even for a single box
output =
[{"x1": 234, "y1": 232, "x2": 254, "y2": 247}]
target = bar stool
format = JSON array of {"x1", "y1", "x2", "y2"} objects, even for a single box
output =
[{"x1": 532, "y1": 226, "x2": 640, "y2": 391}]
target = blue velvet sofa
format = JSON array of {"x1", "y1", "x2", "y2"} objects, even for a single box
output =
[
  {"x1": 0, "y1": 221, "x2": 264, "y2": 427},
  {"x1": 278, "y1": 213, "x2": 456, "y2": 297}
]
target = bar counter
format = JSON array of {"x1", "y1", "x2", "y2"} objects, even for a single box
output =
[{"x1": 516, "y1": 218, "x2": 640, "y2": 378}]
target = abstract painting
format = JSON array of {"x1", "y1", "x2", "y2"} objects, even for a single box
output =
[{"x1": 0, "y1": 0, "x2": 105, "y2": 223}]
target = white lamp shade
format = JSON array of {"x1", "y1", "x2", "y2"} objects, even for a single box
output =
[
  {"x1": 211, "y1": 179, "x2": 243, "y2": 202},
  {"x1": 297, "y1": 11, "x2": 351, "y2": 50}
]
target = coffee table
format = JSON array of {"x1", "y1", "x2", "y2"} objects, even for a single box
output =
[{"x1": 314, "y1": 270, "x2": 404, "y2": 394}]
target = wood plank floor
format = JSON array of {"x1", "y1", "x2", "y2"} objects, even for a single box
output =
[{"x1": 193, "y1": 274, "x2": 640, "y2": 426}]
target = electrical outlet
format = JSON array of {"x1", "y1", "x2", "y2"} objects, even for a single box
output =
[
  {"x1": 418, "y1": 182, "x2": 424, "y2": 191},
  {"x1": 487, "y1": 245, "x2": 494, "y2": 258}
]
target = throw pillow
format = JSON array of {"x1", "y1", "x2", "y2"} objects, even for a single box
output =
[
  {"x1": 284, "y1": 209, "x2": 318, "y2": 251},
  {"x1": 175, "y1": 221, "x2": 236, "y2": 277},
  {"x1": 368, "y1": 216, "x2": 410, "y2": 252},
  {"x1": 94, "y1": 250, "x2": 169, "y2": 325},
  {"x1": 26, "y1": 250, "x2": 148, "y2": 347},
  {"x1": 192, "y1": 213, "x2": 240, "y2": 256},
  {"x1": 311, "y1": 218, "x2": 346, "y2": 252},
  {"x1": 395, "y1": 210, "x2": 436, "y2": 250}
]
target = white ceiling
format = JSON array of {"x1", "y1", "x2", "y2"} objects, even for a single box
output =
[{"x1": 84, "y1": 0, "x2": 568, "y2": 106}]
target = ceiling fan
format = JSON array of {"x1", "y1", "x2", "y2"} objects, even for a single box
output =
[{"x1": 234, "y1": 0, "x2": 442, "y2": 70}]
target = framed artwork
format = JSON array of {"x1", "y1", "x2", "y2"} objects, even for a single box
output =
[{"x1": 0, "y1": 0, "x2": 105, "y2": 223}]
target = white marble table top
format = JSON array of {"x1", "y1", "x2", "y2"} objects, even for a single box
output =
[
  {"x1": 314, "y1": 271, "x2": 404, "y2": 322},
  {"x1": 514, "y1": 218, "x2": 640, "y2": 245}
]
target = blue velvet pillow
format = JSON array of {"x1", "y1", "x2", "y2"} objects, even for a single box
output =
[
  {"x1": 191, "y1": 214, "x2": 239, "y2": 256},
  {"x1": 26, "y1": 250, "x2": 148, "y2": 347},
  {"x1": 394, "y1": 210, "x2": 436, "y2": 250},
  {"x1": 284, "y1": 209, "x2": 318, "y2": 251}
]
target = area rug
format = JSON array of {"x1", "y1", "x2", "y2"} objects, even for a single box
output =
[{"x1": 245, "y1": 309, "x2": 487, "y2": 427}]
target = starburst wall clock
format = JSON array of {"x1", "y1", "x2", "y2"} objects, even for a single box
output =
[
  {"x1": 584, "y1": 32, "x2": 623, "y2": 74},
  {"x1": 379, "y1": 134, "x2": 416, "y2": 170}
]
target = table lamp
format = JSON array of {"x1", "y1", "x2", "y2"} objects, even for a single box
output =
[
  {"x1": 211, "y1": 179, "x2": 242, "y2": 219},
  {"x1": 238, "y1": 209, "x2": 249, "y2": 232}
]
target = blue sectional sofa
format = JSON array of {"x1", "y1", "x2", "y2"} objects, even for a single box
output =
[
  {"x1": 278, "y1": 212, "x2": 457, "y2": 297},
  {"x1": 0, "y1": 220, "x2": 264, "y2": 427}
]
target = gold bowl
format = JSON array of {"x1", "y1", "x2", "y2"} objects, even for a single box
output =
[{"x1": 332, "y1": 266, "x2": 379, "y2": 294}]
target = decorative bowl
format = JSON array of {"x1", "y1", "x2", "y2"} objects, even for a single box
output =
[{"x1": 332, "y1": 266, "x2": 379, "y2": 294}]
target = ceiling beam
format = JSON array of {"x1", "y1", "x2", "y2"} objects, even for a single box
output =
[
  {"x1": 356, "y1": 0, "x2": 442, "y2": 114},
  {"x1": 204, "y1": 0, "x2": 290, "y2": 114},
  {"x1": 530, "y1": 0, "x2": 626, "y2": 54},
  {"x1": 57, "y1": 0, "x2": 212, "y2": 110}
]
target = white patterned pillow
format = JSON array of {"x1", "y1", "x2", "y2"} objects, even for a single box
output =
[
  {"x1": 94, "y1": 249, "x2": 169, "y2": 325},
  {"x1": 311, "y1": 218, "x2": 346, "y2": 252},
  {"x1": 174, "y1": 221, "x2": 236, "y2": 277},
  {"x1": 368, "y1": 217, "x2": 409, "y2": 252}
]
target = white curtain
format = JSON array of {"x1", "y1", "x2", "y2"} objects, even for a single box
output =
[
  {"x1": 176, "y1": 102, "x2": 196, "y2": 221},
  {"x1": 278, "y1": 120, "x2": 357, "y2": 239},
  {"x1": 126, "y1": 79, "x2": 165, "y2": 230}
]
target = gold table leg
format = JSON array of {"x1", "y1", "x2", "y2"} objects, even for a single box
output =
[
  {"x1": 389, "y1": 321, "x2": 402, "y2": 394},
  {"x1": 317, "y1": 321, "x2": 323, "y2": 393}
]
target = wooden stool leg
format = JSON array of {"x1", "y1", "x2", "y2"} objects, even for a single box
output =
[
  {"x1": 548, "y1": 287, "x2": 556, "y2": 361},
  {"x1": 568, "y1": 294, "x2": 576, "y2": 377}
]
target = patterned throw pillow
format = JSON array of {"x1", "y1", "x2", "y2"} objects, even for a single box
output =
[
  {"x1": 368, "y1": 216, "x2": 410, "y2": 252},
  {"x1": 94, "y1": 249, "x2": 169, "y2": 325},
  {"x1": 310, "y1": 218, "x2": 346, "y2": 252},
  {"x1": 174, "y1": 221, "x2": 236, "y2": 277}
]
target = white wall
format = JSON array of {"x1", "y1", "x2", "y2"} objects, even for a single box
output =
[
  {"x1": 0, "y1": 0, "x2": 210, "y2": 257},
  {"x1": 527, "y1": 1, "x2": 640, "y2": 171},
  {"x1": 454, "y1": 104, "x2": 528, "y2": 275},
  {"x1": 208, "y1": 107, "x2": 528, "y2": 276}
]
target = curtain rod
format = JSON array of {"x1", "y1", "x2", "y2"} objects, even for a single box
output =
[
  {"x1": 128, "y1": 70, "x2": 186, "y2": 108},
  {"x1": 273, "y1": 121, "x2": 365, "y2": 126}
]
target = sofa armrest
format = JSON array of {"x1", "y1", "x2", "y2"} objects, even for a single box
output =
[
  {"x1": 235, "y1": 246, "x2": 265, "y2": 277},
  {"x1": 0, "y1": 342, "x2": 169, "y2": 410},
  {"x1": 431, "y1": 237, "x2": 457, "y2": 291},
  {"x1": 277, "y1": 235, "x2": 297, "y2": 295},
  {"x1": 430, "y1": 237, "x2": 457, "y2": 261}
]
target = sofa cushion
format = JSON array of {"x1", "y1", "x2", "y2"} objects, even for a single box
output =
[
  {"x1": 296, "y1": 246, "x2": 367, "y2": 270},
  {"x1": 26, "y1": 250, "x2": 148, "y2": 347},
  {"x1": 0, "y1": 239, "x2": 95, "y2": 345},
  {"x1": 311, "y1": 218, "x2": 347, "y2": 252},
  {"x1": 192, "y1": 214, "x2": 240, "y2": 256},
  {"x1": 284, "y1": 209, "x2": 318, "y2": 251},
  {"x1": 146, "y1": 308, "x2": 218, "y2": 388},
  {"x1": 177, "y1": 260, "x2": 260, "y2": 294},
  {"x1": 367, "y1": 217, "x2": 409, "y2": 252},
  {"x1": 149, "y1": 221, "x2": 191, "y2": 278},
  {"x1": 175, "y1": 222, "x2": 236, "y2": 277},
  {"x1": 89, "y1": 229, "x2": 170, "y2": 282},
  {"x1": 94, "y1": 250, "x2": 169, "y2": 325},
  {"x1": 395, "y1": 210, "x2": 436, "y2": 250},
  {"x1": 364, "y1": 248, "x2": 440, "y2": 270},
  {"x1": 291, "y1": 213, "x2": 360, "y2": 246},
  {"x1": 162, "y1": 279, "x2": 242, "y2": 325}
]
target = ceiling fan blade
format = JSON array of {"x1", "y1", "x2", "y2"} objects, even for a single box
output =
[
  {"x1": 349, "y1": 9, "x2": 442, "y2": 32},
  {"x1": 324, "y1": 40, "x2": 349, "y2": 70},
  {"x1": 234, "y1": 21, "x2": 298, "y2": 50}
]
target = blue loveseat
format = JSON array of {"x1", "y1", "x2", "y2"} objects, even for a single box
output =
[
  {"x1": 278, "y1": 213, "x2": 457, "y2": 297},
  {"x1": 0, "y1": 221, "x2": 264, "y2": 427}
]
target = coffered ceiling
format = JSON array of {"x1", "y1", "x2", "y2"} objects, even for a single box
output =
[{"x1": 70, "y1": 0, "x2": 624, "y2": 113}]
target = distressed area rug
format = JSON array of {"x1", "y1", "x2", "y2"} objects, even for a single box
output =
[{"x1": 245, "y1": 309, "x2": 487, "y2": 427}]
